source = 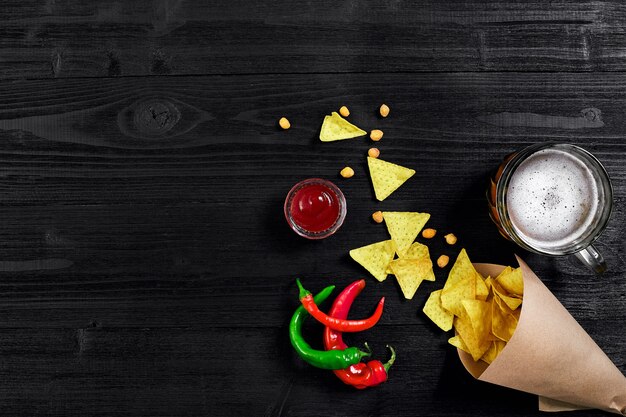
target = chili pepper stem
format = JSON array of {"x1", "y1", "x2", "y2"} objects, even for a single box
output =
[
  {"x1": 383, "y1": 345, "x2": 396, "y2": 373},
  {"x1": 295, "y1": 278, "x2": 311, "y2": 299},
  {"x1": 358, "y1": 348, "x2": 371, "y2": 360}
]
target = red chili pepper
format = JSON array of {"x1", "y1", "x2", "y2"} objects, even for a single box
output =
[
  {"x1": 323, "y1": 279, "x2": 396, "y2": 389},
  {"x1": 296, "y1": 279, "x2": 384, "y2": 332}
]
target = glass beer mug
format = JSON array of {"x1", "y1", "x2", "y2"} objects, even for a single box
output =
[{"x1": 487, "y1": 143, "x2": 613, "y2": 274}]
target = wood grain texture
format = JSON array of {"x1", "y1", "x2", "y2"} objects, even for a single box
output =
[
  {"x1": 7, "y1": 1, "x2": 626, "y2": 78},
  {"x1": 0, "y1": 73, "x2": 624, "y2": 416}
]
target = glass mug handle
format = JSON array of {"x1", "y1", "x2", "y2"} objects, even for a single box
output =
[{"x1": 574, "y1": 244, "x2": 607, "y2": 274}]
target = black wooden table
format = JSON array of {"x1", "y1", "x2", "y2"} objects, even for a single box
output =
[{"x1": 1, "y1": 1, "x2": 625, "y2": 416}]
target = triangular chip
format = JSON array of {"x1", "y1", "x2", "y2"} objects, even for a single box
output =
[
  {"x1": 448, "y1": 335, "x2": 470, "y2": 355},
  {"x1": 443, "y1": 249, "x2": 477, "y2": 290},
  {"x1": 319, "y1": 112, "x2": 367, "y2": 142},
  {"x1": 349, "y1": 240, "x2": 396, "y2": 282},
  {"x1": 403, "y1": 242, "x2": 429, "y2": 260},
  {"x1": 423, "y1": 290, "x2": 453, "y2": 331},
  {"x1": 389, "y1": 257, "x2": 432, "y2": 299},
  {"x1": 482, "y1": 339, "x2": 507, "y2": 364},
  {"x1": 440, "y1": 249, "x2": 477, "y2": 317},
  {"x1": 454, "y1": 315, "x2": 491, "y2": 361},
  {"x1": 461, "y1": 299, "x2": 491, "y2": 345},
  {"x1": 440, "y1": 276, "x2": 476, "y2": 318},
  {"x1": 495, "y1": 266, "x2": 524, "y2": 298},
  {"x1": 491, "y1": 279, "x2": 523, "y2": 311},
  {"x1": 400, "y1": 242, "x2": 435, "y2": 282},
  {"x1": 480, "y1": 341, "x2": 499, "y2": 365},
  {"x1": 491, "y1": 298, "x2": 518, "y2": 342},
  {"x1": 475, "y1": 272, "x2": 490, "y2": 301},
  {"x1": 383, "y1": 212, "x2": 430, "y2": 256},
  {"x1": 367, "y1": 157, "x2": 415, "y2": 201}
]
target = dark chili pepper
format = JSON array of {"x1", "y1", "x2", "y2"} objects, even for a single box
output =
[
  {"x1": 289, "y1": 285, "x2": 371, "y2": 370},
  {"x1": 296, "y1": 279, "x2": 385, "y2": 332},
  {"x1": 323, "y1": 279, "x2": 396, "y2": 389}
]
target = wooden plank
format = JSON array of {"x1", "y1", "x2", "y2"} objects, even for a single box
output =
[
  {"x1": 0, "y1": 325, "x2": 622, "y2": 416},
  {"x1": 6, "y1": 1, "x2": 626, "y2": 78}
]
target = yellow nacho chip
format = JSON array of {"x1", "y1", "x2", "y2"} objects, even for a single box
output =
[
  {"x1": 423, "y1": 290, "x2": 453, "y2": 331},
  {"x1": 454, "y1": 315, "x2": 491, "y2": 361},
  {"x1": 496, "y1": 267, "x2": 524, "y2": 298},
  {"x1": 475, "y1": 272, "x2": 490, "y2": 301},
  {"x1": 349, "y1": 240, "x2": 396, "y2": 282},
  {"x1": 443, "y1": 249, "x2": 477, "y2": 291},
  {"x1": 462, "y1": 299, "x2": 491, "y2": 344},
  {"x1": 319, "y1": 112, "x2": 367, "y2": 142},
  {"x1": 400, "y1": 242, "x2": 435, "y2": 282},
  {"x1": 494, "y1": 266, "x2": 513, "y2": 283},
  {"x1": 367, "y1": 157, "x2": 415, "y2": 201},
  {"x1": 480, "y1": 341, "x2": 498, "y2": 364},
  {"x1": 448, "y1": 335, "x2": 470, "y2": 355},
  {"x1": 383, "y1": 212, "x2": 430, "y2": 256},
  {"x1": 403, "y1": 242, "x2": 430, "y2": 260},
  {"x1": 440, "y1": 250, "x2": 477, "y2": 317},
  {"x1": 491, "y1": 298, "x2": 518, "y2": 342},
  {"x1": 389, "y1": 257, "x2": 430, "y2": 299},
  {"x1": 491, "y1": 279, "x2": 523, "y2": 310}
]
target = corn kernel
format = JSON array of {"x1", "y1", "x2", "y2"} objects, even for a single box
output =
[
  {"x1": 340, "y1": 166, "x2": 354, "y2": 178},
  {"x1": 437, "y1": 255, "x2": 450, "y2": 268},
  {"x1": 279, "y1": 117, "x2": 290, "y2": 130},
  {"x1": 422, "y1": 228, "x2": 437, "y2": 239},
  {"x1": 371, "y1": 211, "x2": 384, "y2": 223},
  {"x1": 444, "y1": 233, "x2": 457, "y2": 245},
  {"x1": 370, "y1": 129, "x2": 383, "y2": 141},
  {"x1": 339, "y1": 106, "x2": 350, "y2": 117},
  {"x1": 379, "y1": 104, "x2": 390, "y2": 118},
  {"x1": 367, "y1": 147, "x2": 380, "y2": 158}
]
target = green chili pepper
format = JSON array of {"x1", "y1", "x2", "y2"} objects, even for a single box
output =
[{"x1": 289, "y1": 285, "x2": 371, "y2": 370}]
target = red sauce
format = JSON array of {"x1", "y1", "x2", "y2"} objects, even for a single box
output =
[{"x1": 289, "y1": 183, "x2": 341, "y2": 233}]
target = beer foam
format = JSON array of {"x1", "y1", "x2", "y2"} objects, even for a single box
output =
[{"x1": 506, "y1": 149, "x2": 600, "y2": 251}]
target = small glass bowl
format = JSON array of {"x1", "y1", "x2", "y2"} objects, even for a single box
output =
[{"x1": 284, "y1": 178, "x2": 347, "y2": 240}]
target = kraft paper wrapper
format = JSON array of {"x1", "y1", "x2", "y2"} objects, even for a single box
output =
[{"x1": 458, "y1": 257, "x2": 626, "y2": 415}]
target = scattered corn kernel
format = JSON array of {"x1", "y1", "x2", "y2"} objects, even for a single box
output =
[
  {"x1": 340, "y1": 166, "x2": 355, "y2": 178},
  {"x1": 444, "y1": 233, "x2": 458, "y2": 245},
  {"x1": 339, "y1": 106, "x2": 350, "y2": 117},
  {"x1": 370, "y1": 129, "x2": 384, "y2": 141},
  {"x1": 437, "y1": 255, "x2": 450, "y2": 268},
  {"x1": 371, "y1": 211, "x2": 384, "y2": 223},
  {"x1": 379, "y1": 104, "x2": 390, "y2": 118},
  {"x1": 368, "y1": 147, "x2": 380, "y2": 158},
  {"x1": 279, "y1": 117, "x2": 291, "y2": 130},
  {"x1": 422, "y1": 228, "x2": 437, "y2": 239}
]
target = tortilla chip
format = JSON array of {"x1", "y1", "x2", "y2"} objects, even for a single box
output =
[
  {"x1": 496, "y1": 266, "x2": 524, "y2": 298},
  {"x1": 491, "y1": 298, "x2": 518, "y2": 342},
  {"x1": 481, "y1": 341, "x2": 499, "y2": 364},
  {"x1": 423, "y1": 290, "x2": 454, "y2": 331},
  {"x1": 400, "y1": 242, "x2": 435, "y2": 282},
  {"x1": 462, "y1": 299, "x2": 491, "y2": 344},
  {"x1": 389, "y1": 259, "x2": 423, "y2": 300},
  {"x1": 491, "y1": 279, "x2": 523, "y2": 310},
  {"x1": 367, "y1": 157, "x2": 415, "y2": 201},
  {"x1": 383, "y1": 212, "x2": 430, "y2": 256},
  {"x1": 349, "y1": 240, "x2": 396, "y2": 282},
  {"x1": 443, "y1": 249, "x2": 477, "y2": 290},
  {"x1": 440, "y1": 249, "x2": 477, "y2": 317},
  {"x1": 448, "y1": 335, "x2": 470, "y2": 355},
  {"x1": 475, "y1": 272, "x2": 490, "y2": 301},
  {"x1": 454, "y1": 315, "x2": 491, "y2": 361},
  {"x1": 319, "y1": 112, "x2": 367, "y2": 142}
]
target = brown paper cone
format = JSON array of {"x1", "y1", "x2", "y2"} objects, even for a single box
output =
[{"x1": 457, "y1": 256, "x2": 626, "y2": 415}]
